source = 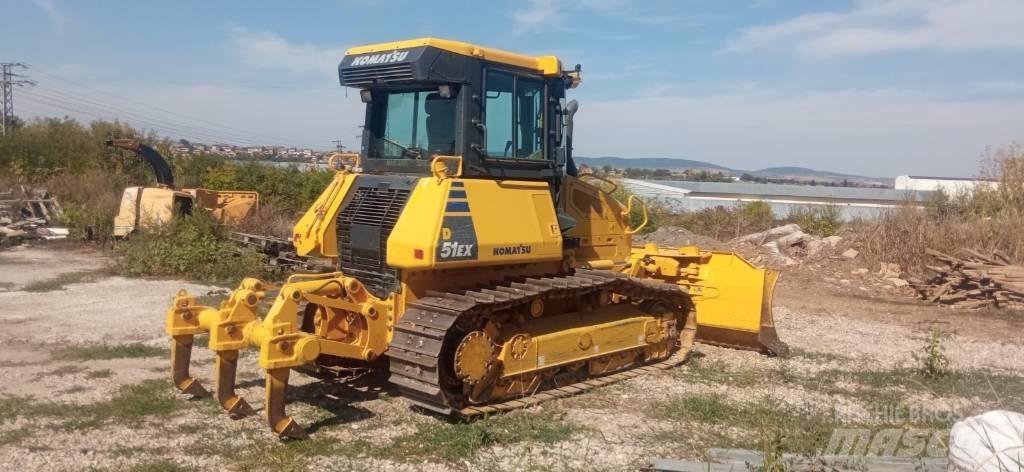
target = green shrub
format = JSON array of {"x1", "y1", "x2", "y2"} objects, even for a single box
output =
[
  {"x1": 915, "y1": 327, "x2": 950, "y2": 379},
  {"x1": 786, "y1": 205, "x2": 840, "y2": 237},
  {"x1": 669, "y1": 201, "x2": 776, "y2": 241},
  {"x1": 196, "y1": 160, "x2": 334, "y2": 213},
  {"x1": 116, "y1": 213, "x2": 266, "y2": 285}
]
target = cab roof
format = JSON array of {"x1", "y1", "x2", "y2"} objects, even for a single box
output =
[{"x1": 345, "y1": 37, "x2": 562, "y2": 75}]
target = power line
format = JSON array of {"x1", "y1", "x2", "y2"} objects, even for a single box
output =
[
  {"x1": 28, "y1": 66, "x2": 328, "y2": 148},
  {"x1": 2, "y1": 62, "x2": 36, "y2": 136},
  {"x1": 128, "y1": 79, "x2": 341, "y2": 91},
  {"x1": 22, "y1": 89, "x2": 257, "y2": 146},
  {"x1": 18, "y1": 93, "x2": 252, "y2": 145},
  {"x1": 25, "y1": 86, "x2": 273, "y2": 147}
]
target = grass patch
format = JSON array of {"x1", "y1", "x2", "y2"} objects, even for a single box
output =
[
  {"x1": 802, "y1": 368, "x2": 1024, "y2": 407},
  {"x1": 125, "y1": 460, "x2": 190, "y2": 472},
  {"x1": 675, "y1": 356, "x2": 765, "y2": 388},
  {"x1": 232, "y1": 436, "x2": 344, "y2": 472},
  {"x1": 86, "y1": 369, "x2": 114, "y2": 379},
  {"x1": 652, "y1": 394, "x2": 839, "y2": 454},
  {"x1": 109, "y1": 445, "x2": 167, "y2": 458},
  {"x1": 52, "y1": 343, "x2": 168, "y2": 361},
  {"x1": 0, "y1": 427, "x2": 34, "y2": 447},
  {"x1": 21, "y1": 269, "x2": 111, "y2": 292},
  {"x1": 788, "y1": 347, "x2": 851, "y2": 363},
  {"x1": 388, "y1": 410, "x2": 579, "y2": 462},
  {"x1": 230, "y1": 408, "x2": 580, "y2": 468},
  {"x1": 43, "y1": 364, "x2": 87, "y2": 377},
  {"x1": 0, "y1": 379, "x2": 180, "y2": 431},
  {"x1": 61, "y1": 385, "x2": 88, "y2": 395}
]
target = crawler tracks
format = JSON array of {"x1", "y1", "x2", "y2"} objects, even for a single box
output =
[{"x1": 385, "y1": 269, "x2": 697, "y2": 418}]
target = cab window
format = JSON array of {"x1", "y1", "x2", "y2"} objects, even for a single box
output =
[
  {"x1": 485, "y1": 70, "x2": 545, "y2": 160},
  {"x1": 369, "y1": 89, "x2": 456, "y2": 161}
]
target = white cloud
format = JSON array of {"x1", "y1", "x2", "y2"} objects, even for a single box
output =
[
  {"x1": 724, "y1": 0, "x2": 1024, "y2": 58},
  {"x1": 510, "y1": 0, "x2": 668, "y2": 34},
  {"x1": 573, "y1": 86, "x2": 1024, "y2": 176},
  {"x1": 973, "y1": 80, "x2": 1024, "y2": 93},
  {"x1": 511, "y1": 0, "x2": 561, "y2": 33},
  {"x1": 227, "y1": 26, "x2": 347, "y2": 78},
  {"x1": 33, "y1": 0, "x2": 66, "y2": 30}
]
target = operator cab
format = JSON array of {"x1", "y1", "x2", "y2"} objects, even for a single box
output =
[{"x1": 338, "y1": 38, "x2": 581, "y2": 181}]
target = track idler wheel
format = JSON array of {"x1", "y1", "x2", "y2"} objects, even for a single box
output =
[
  {"x1": 453, "y1": 331, "x2": 498, "y2": 384},
  {"x1": 453, "y1": 331, "x2": 501, "y2": 404}
]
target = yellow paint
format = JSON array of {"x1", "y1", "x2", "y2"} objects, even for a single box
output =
[
  {"x1": 346, "y1": 37, "x2": 562, "y2": 75},
  {"x1": 387, "y1": 177, "x2": 563, "y2": 269},
  {"x1": 498, "y1": 304, "x2": 667, "y2": 377},
  {"x1": 114, "y1": 186, "x2": 189, "y2": 237},
  {"x1": 186, "y1": 189, "x2": 259, "y2": 224},
  {"x1": 113, "y1": 186, "x2": 258, "y2": 238},
  {"x1": 291, "y1": 170, "x2": 358, "y2": 257},
  {"x1": 622, "y1": 245, "x2": 781, "y2": 351},
  {"x1": 559, "y1": 176, "x2": 633, "y2": 266},
  {"x1": 167, "y1": 273, "x2": 395, "y2": 372}
]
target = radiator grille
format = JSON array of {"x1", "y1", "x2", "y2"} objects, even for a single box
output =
[{"x1": 337, "y1": 183, "x2": 412, "y2": 298}]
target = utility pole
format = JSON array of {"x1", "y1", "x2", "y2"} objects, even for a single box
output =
[
  {"x1": 1, "y1": 63, "x2": 36, "y2": 137},
  {"x1": 331, "y1": 139, "x2": 345, "y2": 152}
]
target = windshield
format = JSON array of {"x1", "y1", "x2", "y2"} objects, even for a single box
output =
[{"x1": 368, "y1": 89, "x2": 456, "y2": 161}]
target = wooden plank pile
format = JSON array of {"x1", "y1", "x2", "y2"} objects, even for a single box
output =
[
  {"x1": 908, "y1": 248, "x2": 1024, "y2": 309},
  {"x1": 0, "y1": 186, "x2": 67, "y2": 246}
]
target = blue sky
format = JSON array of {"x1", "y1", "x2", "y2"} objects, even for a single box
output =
[{"x1": 4, "y1": 0, "x2": 1024, "y2": 177}]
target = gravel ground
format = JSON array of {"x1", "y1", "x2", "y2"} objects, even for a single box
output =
[
  {"x1": 0, "y1": 245, "x2": 1021, "y2": 471},
  {"x1": 0, "y1": 244, "x2": 110, "y2": 290}
]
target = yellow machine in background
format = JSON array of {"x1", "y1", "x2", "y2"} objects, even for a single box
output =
[
  {"x1": 108, "y1": 139, "x2": 258, "y2": 237},
  {"x1": 165, "y1": 38, "x2": 785, "y2": 439}
]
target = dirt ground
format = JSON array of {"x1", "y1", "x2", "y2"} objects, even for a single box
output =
[{"x1": 1, "y1": 244, "x2": 1022, "y2": 471}]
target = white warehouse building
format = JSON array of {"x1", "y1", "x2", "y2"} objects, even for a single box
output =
[{"x1": 894, "y1": 175, "x2": 998, "y2": 194}]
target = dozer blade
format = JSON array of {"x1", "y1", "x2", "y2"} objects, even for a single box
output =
[{"x1": 691, "y1": 251, "x2": 788, "y2": 356}]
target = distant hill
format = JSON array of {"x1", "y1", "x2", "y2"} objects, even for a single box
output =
[
  {"x1": 576, "y1": 156, "x2": 730, "y2": 171},
  {"x1": 575, "y1": 156, "x2": 879, "y2": 183},
  {"x1": 752, "y1": 166, "x2": 858, "y2": 179}
]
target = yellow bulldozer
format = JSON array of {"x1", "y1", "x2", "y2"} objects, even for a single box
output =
[
  {"x1": 107, "y1": 139, "x2": 259, "y2": 237},
  {"x1": 165, "y1": 38, "x2": 786, "y2": 439}
]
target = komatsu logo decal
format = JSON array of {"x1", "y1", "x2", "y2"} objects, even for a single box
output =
[
  {"x1": 350, "y1": 50, "x2": 409, "y2": 66},
  {"x1": 493, "y1": 244, "x2": 532, "y2": 256}
]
